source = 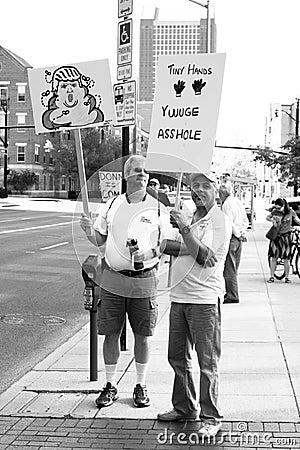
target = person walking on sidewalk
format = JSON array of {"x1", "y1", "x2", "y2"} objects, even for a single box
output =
[
  {"x1": 80, "y1": 155, "x2": 168, "y2": 409},
  {"x1": 157, "y1": 172, "x2": 232, "y2": 438},
  {"x1": 218, "y1": 182, "x2": 249, "y2": 304},
  {"x1": 266, "y1": 197, "x2": 300, "y2": 283}
]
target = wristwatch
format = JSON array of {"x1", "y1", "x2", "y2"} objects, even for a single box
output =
[{"x1": 180, "y1": 225, "x2": 191, "y2": 235}]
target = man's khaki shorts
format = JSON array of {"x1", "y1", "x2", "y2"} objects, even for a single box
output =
[{"x1": 97, "y1": 267, "x2": 158, "y2": 336}]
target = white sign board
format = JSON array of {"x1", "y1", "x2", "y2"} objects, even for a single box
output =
[
  {"x1": 146, "y1": 53, "x2": 226, "y2": 173},
  {"x1": 118, "y1": 0, "x2": 133, "y2": 18},
  {"x1": 117, "y1": 63, "x2": 132, "y2": 81},
  {"x1": 28, "y1": 59, "x2": 116, "y2": 134},
  {"x1": 117, "y1": 19, "x2": 132, "y2": 66},
  {"x1": 113, "y1": 80, "x2": 136, "y2": 126},
  {"x1": 99, "y1": 171, "x2": 122, "y2": 202}
]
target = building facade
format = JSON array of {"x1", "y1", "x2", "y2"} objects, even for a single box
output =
[
  {"x1": 0, "y1": 45, "x2": 59, "y2": 193},
  {"x1": 257, "y1": 102, "x2": 296, "y2": 199},
  {"x1": 139, "y1": 8, "x2": 217, "y2": 101}
]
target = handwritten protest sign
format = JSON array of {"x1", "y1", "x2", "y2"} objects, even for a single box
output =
[
  {"x1": 99, "y1": 171, "x2": 122, "y2": 202},
  {"x1": 146, "y1": 53, "x2": 226, "y2": 173},
  {"x1": 28, "y1": 59, "x2": 116, "y2": 134}
]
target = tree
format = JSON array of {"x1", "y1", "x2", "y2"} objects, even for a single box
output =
[
  {"x1": 43, "y1": 129, "x2": 122, "y2": 192},
  {"x1": 8, "y1": 170, "x2": 38, "y2": 194},
  {"x1": 212, "y1": 148, "x2": 256, "y2": 179},
  {"x1": 254, "y1": 138, "x2": 300, "y2": 196},
  {"x1": 82, "y1": 128, "x2": 122, "y2": 179}
]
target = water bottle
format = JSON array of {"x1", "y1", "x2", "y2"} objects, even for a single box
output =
[{"x1": 127, "y1": 238, "x2": 144, "y2": 270}]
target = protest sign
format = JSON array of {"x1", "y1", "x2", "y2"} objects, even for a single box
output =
[
  {"x1": 99, "y1": 171, "x2": 122, "y2": 202},
  {"x1": 146, "y1": 53, "x2": 226, "y2": 173},
  {"x1": 28, "y1": 59, "x2": 116, "y2": 134}
]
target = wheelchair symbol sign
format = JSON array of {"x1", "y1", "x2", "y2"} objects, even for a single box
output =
[
  {"x1": 120, "y1": 23, "x2": 130, "y2": 45},
  {"x1": 117, "y1": 19, "x2": 132, "y2": 65}
]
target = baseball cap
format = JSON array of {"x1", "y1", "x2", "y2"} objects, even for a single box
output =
[
  {"x1": 190, "y1": 172, "x2": 217, "y2": 184},
  {"x1": 149, "y1": 178, "x2": 160, "y2": 185}
]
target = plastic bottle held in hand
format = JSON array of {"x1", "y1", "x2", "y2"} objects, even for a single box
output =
[{"x1": 127, "y1": 238, "x2": 144, "y2": 270}]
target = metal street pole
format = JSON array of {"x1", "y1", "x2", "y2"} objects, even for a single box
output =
[
  {"x1": 295, "y1": 98, "x2": 299, "y2": 138},
  {"x1": 0, "y1": 99, "x2": 9, "y2": 196},
  {"x1": 188, "y1": 0, "x2": 210, "y2": 53},
  {"x1": 3, "y1": 104, "x2": 8, "y2": 195},
  {"x1": 206, "y1": 0, "x2": 210, "y2": 53}
]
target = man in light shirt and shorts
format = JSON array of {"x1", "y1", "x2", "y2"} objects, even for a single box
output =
[{"x1": 157, "y1": 172, "x2": 231, "y2": 438}]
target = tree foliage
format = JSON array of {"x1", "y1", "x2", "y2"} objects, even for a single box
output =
[
  {"x1": 81, "y1": 128, "x2": 122, "y2": 179},
  {"x1": 8, "y1": 170, "x2": 38, "y2": 194},
  {"x1": 212, "y1": 148, "x2": 256, "y2": 180},
  {"x1": 254, "y1": 138, "x2": 300, "y2": 195}
]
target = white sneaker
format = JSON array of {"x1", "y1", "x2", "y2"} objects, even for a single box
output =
[{"x1": 198, "y1": 422, "x2": 221, "y2": 437}]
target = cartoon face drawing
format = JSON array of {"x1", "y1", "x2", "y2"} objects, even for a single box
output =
[{"x1": 41, "y1": 66, "x2": 104, "y2": 130}]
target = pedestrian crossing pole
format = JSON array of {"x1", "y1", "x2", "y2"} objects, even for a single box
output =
[{"x1": 120, "y1": 126, "x2": 129, "y2": 351}]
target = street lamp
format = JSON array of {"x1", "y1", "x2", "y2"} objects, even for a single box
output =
[
  {"x1": 0, "y1": 98, "x2": 9, "y2": 197},
  {"x1": 188, "y1": 0, "x2": 210, "y2": 53}
]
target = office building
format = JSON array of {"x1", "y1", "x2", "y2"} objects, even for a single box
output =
[{"x1": 139, "y1": 8, "x2": 217, "y2": 101}]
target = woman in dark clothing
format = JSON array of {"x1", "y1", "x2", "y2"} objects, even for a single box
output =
[{"x1": 267, "y1": 198, "x2": 300, "y2": 283}]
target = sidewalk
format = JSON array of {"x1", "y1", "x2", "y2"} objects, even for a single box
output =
[{"x1": 1, "y1": 197, "x2": 300, "y2": 448}]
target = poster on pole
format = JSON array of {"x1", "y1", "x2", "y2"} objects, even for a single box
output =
[
  {"x1": 146, "y1": 53, "x2": 226, "y2": 173},
  {"x1": 99, "y1": 171, "x2": 122, "y2": 202},
  {"x1": 28, "y1": 59, "x2": 116, "y2": 134}
]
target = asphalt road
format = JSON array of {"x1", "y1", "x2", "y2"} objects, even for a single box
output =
[{"x1": 0, "y1": 207, "x2": 95, "y2": 394}]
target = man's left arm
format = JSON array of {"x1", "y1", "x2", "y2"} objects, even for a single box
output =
[{"x1": 168, "y1": 209, "x2": 217, "y2": 267}]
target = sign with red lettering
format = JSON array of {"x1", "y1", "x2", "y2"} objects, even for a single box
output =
[{"x1": 146, "y1": 53, "x2": 226, "y2": 173}]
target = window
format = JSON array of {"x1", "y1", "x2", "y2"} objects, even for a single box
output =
[
  {"x1": 35, "y1": 175, "x2": 40, "y2": 190},
  {"x1": 16, "y1": 144, "x2": 26, "y2": 162},
  {"x1": 17, "y1": 84, "x2": 26, "y2": 102},
  {"x1": 0, "y1": 86, "x2": 8, "y2": 103},
  {"x1": 16, "y1": 113, "x2": 26, "y2": 132},
  {"x1": 35, "y1": 145, "x2": 40, "y2": 163}
]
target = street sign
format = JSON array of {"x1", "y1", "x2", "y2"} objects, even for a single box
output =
[
  {"x1": 28, "y1": 59, "x2": 116, "y2": 134},
  {"x1": 117, "y1": 63, "x2": 132, "y2": 81},
  {"x1": 113, "y1": 80, "x2": 136, "y2": 126},
  {"x1": 146, "y1": 53, "x2": 226, "y2": 173},
  {"x1": 118, "y1": 0, "x2": 133, "y2": 18},
  {"x1": 117, "y1": 19, "x2": 132, "y2": 66}
]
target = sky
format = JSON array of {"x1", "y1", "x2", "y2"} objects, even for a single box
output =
[{"x1": 1, "y1": 0, "x2": 300, "y2": 149}]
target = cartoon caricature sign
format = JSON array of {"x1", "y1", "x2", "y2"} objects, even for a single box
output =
[{"x1": 28, "y1": 59, "x2": 116, "y2": 134}]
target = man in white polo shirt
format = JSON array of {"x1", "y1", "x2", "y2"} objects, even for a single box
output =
[
  {"x1": 157, "y1": 172, "x2": 232, "y2": 438},
  {"x1": 219, "y1": 182, "x2": 249, "y2": 304},
  {"x1": 80, "y1": 155, "x2": 168, "y2": 409}
]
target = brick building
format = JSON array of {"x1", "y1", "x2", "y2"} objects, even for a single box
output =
[{"x1": 0, "y1": 45, "x2": 56, "y2": 193}]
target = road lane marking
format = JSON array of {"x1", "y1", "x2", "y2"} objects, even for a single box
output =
[
  {"x1": 0, "y1": 221, "x2": 77, "y2": 234},
  {"x1": 40, "y1": 242, "x2": 69, "y2": 250}
]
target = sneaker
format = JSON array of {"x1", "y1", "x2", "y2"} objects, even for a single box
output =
[
  {"x1": 133, "y1": 384, "x2": 150, "y2": 407},
  {"x1": 95, "y1": 382, "x2": 119, "y2": 408},
  {"x1": 198, "y1": 422, "x2": 221, "y2": 438},
  {"x1": 157, "y1": 408, "x2": 197, "y2": 421}
]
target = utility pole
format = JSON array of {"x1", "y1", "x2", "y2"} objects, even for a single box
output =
[
  {"x1": 295, "y1": 97, "x2": 299, "y2": 138},
  {"x1": 188, "y1": 0, "x2": 210, "y2": 53}
]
